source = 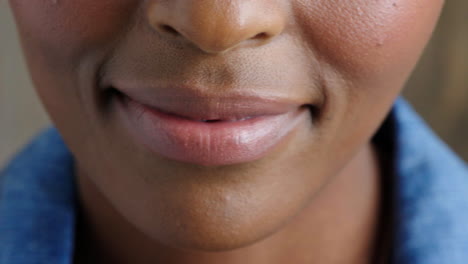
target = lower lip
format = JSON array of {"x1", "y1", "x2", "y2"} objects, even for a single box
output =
[{"x1": 119, "y1": 96, "x2": 309, "y2": 166}]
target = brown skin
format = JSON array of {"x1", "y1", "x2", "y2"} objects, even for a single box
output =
[{"x1": 9, "y1": 0, "x2": 443, "y2": 263}]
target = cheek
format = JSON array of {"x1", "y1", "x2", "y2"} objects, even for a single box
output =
[
  {"x1": 10, "y1": 0, "x2": 136, "y2": 63},
  {"x1": 296, "y1": 0, "x2": 444, "y2": 77},
  {"x1": 292, "y1": 0, "x2": 443, "y2": 166},
  {"x1": 8, "y1": 0, "x2": 139, "y2": 147}
]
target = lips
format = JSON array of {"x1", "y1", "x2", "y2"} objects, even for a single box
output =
[{"x1": 114, "y1": 86, "x2": 310, "y2": 166}]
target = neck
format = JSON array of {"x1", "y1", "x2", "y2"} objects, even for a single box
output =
[{"x1": 74, "y1": 142, "x2": 382, "y2": 264}]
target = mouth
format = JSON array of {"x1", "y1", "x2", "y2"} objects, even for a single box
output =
[{"x1": 110, "y1": 86, "x2": 313, "y2": 167}]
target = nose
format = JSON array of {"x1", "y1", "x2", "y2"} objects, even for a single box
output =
[{"x1": 146, "y1": 0, "x2": 287, "y2": 54}]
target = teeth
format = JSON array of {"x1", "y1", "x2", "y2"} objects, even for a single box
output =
[{"x1": 198, "y1": 117, "x2": 252, "y2": 122}]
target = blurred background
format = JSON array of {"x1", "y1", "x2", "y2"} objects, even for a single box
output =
[{"x1": 1, "y1": 1, "x2": 467, "y2": 168}]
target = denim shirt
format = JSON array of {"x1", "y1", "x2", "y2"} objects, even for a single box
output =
[{"x1": 1, "y1": 99, "x2": 467, "y2": 264}]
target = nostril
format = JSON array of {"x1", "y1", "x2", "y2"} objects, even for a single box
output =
[
  {"x1": 159, "y1": 24, "x2": 179, "y2": 36},
  {"x1": 253, "y1": 32, "x2": 269, "y2": 40}
]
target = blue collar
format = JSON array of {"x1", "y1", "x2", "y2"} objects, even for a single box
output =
[
  {"x1": 0, "y1": 127, "x2": 76, "y2": 263},
  {"x1": 1, "y1": 98, "x2": 467, "y2": 263},
  {"x1": 390, "y1": 99, "x2": 468, "y2": 263}
]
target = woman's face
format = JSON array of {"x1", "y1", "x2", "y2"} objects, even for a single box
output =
[{"x1": 10, "y1": 0, "x2": 443, "y2": 251}]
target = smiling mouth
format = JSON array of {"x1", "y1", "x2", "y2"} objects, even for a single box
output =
[
  {"x1": 109, "y1": 87, "x2": 314, "y2": 166},
  {"x1": 138, "y1": 103, "x2": 265, "y2": 123}
]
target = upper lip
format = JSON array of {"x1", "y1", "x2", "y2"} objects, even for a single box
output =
[{"x1": 111, "y1": 84, "x2": 310, "y2": 121}]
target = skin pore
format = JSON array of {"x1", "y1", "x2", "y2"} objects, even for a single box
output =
[{"x1": 9, "y1": 0, "x2": 443, "y2": 263}]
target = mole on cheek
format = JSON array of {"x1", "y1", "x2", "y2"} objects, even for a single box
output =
[{"x1": 310, "y1": 0, "x2": 440, "y2": 74}]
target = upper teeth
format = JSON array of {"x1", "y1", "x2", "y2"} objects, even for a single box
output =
[{"x1": 199, "y1": 117, "x2": 251, "y2": 122}]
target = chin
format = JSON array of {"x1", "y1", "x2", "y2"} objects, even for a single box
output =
[
  {"x1": 147, "y1": 213, "x2": 281, "y2": 252},
  {"x1": 120, "y1": 180, "x2": 308, "y2": 253},
  {"x1": 162, "y1": 230, "x2": 269, "y2": 252}
]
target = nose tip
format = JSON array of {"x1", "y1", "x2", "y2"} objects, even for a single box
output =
[{"x1": 147, "y1": 1, "x2": 286, "y2": 53}]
